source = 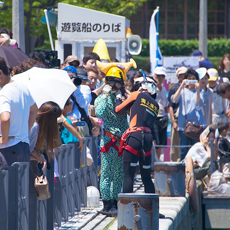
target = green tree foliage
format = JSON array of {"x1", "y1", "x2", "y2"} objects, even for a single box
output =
[
  {"x1": 0, "y1": 0, "x2": 146, "y2": 54},
  {"x1": 141, "y1": 38, "x2": 230, "y2": 57},
  {"x1": 62, "y1": 0, "x2": 146, "y2": 18}
]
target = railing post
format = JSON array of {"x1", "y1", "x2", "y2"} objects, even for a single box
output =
[
  {"x1": 66, "y1": 144, "x2": 75, "y2": 217},
  {"x1": 81, "y1": 138, "x2": 87, "y2": 207},
  {"x1": 54, "y1": 148, "x2": 62, "y2": 228},
  {"x1": 0, "y1": 169, "x2": 9, "y2": 230},
  {"x1": 72, "y1": 142, "x2": 81, "y2": 212},
  {"x1": 13, "y1": 162, "x2": 30, "y2": 230}
]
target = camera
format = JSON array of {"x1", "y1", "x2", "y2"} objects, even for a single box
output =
[
  {"x1": 57, "y1": 117, "x2": 65, "y2": 132},
  {"x1": 36, "y1": 49, "x2": 61, "y2": 68},
  {"x1": 185, "y1": 80, "x2": 197, "y2": 84}
]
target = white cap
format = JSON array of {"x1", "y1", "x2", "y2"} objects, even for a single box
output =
[
  {"x1": 154, "y1": 66, "x2": 166, "y2": 76},
  {"x1": 196, "y1": 67, "x2": 208, "y2": 80}
]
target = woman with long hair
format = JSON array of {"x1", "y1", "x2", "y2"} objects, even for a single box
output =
[
  {"x1": 30, "y1": 101, "x2": 61, "y2": 166},
  {"x1": 29, "y1": 101, "x2": 61, "y2": 230},
  {"x1": 219, "y1": 54, "x2": 230, "y2": 81}
]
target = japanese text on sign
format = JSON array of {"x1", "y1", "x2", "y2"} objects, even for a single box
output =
[{"x1": 61, "y1": 22, "x2": 122, "y2": 33}]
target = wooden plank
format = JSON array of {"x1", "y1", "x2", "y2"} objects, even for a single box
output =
[
  {"x1": 57, "y1": 178, "x2": 144, "y2": 230},
  {"x1": 93, "y1": 217, "x2": 115, "y2": 230},
  {"x1": 81, "y1": 214, "x2": 107, "y2": 230},
  {"x1": 62, "y1": 213, "x2": 98, "y2": 229},
  {"x1": 107, "y1": 218, "x2": 117, "y2": 230}
]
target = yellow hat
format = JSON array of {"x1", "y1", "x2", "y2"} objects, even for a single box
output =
[
  {"x1": 96, "y1": 58, "x2": 137, "y2": 82},
  {"x1": 92, "y1": 39, "x2": 110, "y2": 62},
  {"x1": 106, "y1": 66, "x2": 125, "y2": 80},
  {"x1": 207, "y1": 68, "x2": 218, "y2": 81}
]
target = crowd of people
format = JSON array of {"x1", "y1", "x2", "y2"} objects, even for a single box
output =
[{"x1": 1, "y1": 28, "x2": 230, "y2": 217}]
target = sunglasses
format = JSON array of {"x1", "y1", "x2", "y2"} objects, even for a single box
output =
[{"x1": 156, "y1": 74, "x2": 165, "y2": 78}]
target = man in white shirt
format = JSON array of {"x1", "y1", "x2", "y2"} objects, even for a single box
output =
[
  {"x1": 153, "y1": 66, "x2": 169, "y2": 160},
  {"x1": 0, "y1": 57, "x2": 38, "y2": 169}
]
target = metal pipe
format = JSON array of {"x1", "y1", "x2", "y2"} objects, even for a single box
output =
[{"x1": 44, "y1": 9, "x2": 54, "y2": 51}]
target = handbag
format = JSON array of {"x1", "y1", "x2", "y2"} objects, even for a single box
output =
[
  {"x1": 182, "y1": 89, "x2": 204, "y2": 140},
  {"x1": 34, "y1": 175, "x2": 51, "y2": 200},
  {"x1": 183, "y1": 121, "x2": 204, "y2": 140},
  {"x1": 30, "y1": 161, "x2": 51, "y2": 200},
  {"x1": 155, "y1": 114, "x2": 168, "y2": 128}
]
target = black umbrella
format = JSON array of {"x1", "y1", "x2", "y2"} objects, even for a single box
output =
[{"x1": 0, "y1": 46, "x2": 29, "y2": 68}]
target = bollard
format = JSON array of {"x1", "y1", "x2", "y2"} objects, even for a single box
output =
[
  {"x1": 118, "y1": 193, "x2": 159, "y2": 230},
  {"x1": 0, "y1": 169, "x2": 9, "y2": 230},
  {"x1": 154, "y1": 162, "x2": 185, "y2": 196}
]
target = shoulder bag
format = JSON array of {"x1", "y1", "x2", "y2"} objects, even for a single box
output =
[
  {"x1": 182, "y1": 89, "x2": 204, "y2": 140},
  {"x1": 71, "y1": 94, "x2": 92, "y2": 136}
]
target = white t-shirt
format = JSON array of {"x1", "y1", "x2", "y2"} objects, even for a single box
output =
[
  {"x1": 186, "y1": 142, "x2": 209, "y2": 167},
  {"x1": 68, "y1": 85, "x2": 91, "y2": 119},
  {"x1": 0, "y1": 81, "x2": 35, "y2": 148},
  {"x1": 156, "y1": 85, "x2": 169, "y2": 117}
]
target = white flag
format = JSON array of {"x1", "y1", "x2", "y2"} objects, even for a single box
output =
[{"x1": 149, "y1": 8, "x2": 162, "y2": 74}]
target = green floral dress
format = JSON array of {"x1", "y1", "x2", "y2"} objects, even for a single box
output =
[{"x1": 95, "y1": 92, "x2": 128, "y2": 201}]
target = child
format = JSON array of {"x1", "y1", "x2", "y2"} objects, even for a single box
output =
[
  {"x1": 186, "y1": 125, "x2": 218, "y2": 179},
  {"x1": 217, "y1": 122, "x2": 230, "y2": 183}
]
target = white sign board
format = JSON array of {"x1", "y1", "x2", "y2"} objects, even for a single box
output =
[
  {"x1": 163, "y1": 56, "x2": 199, "y2": 72},
  {"x1": 58, "y1": 3, "x2": 129, "y2": 41},
  {"x1": 162, "y1": 56, "x2": 200, "y2": 85}
]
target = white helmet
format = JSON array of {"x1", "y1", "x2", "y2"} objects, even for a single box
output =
[{"x1": 134, "y1": 76, "x2": 157, "y2": 94}]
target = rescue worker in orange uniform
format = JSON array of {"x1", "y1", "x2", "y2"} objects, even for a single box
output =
[{"x1": 115, "y1": 71, "x2": 159, "y2": 193}]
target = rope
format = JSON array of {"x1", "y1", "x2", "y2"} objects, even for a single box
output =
[{"x1": 154, "y1": 144, "x2": 192, "y2": 148}]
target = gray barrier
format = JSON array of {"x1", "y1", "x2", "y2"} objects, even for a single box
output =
[
  {"x1": 1, "y1": 162, "x2": 29, "y2": 230},
  {"x1": 85, "y1": 136, "x2": 99, "y2": 188},
  {"x1": 36, "y1": 160, "x2": 54, "y2": 230},
  {"x1": 0, "y1": 136, "x2": 99, "y2": 229},
  {"x1": 0, "y1": 169, "x2": 9, "y2": 230},
  {"x1": 66, "y1": 144, "x2": 75, "y2": 217},
  {"x1": 57, "y1": 144, "x2": 69, "y2": 222},
  {"x1": 80, "y1": 139, "x2": 88, "y2": 207},
  {"x1": 71, "y1": 142, "x2": 81, "y2": 212},
  {"x1": 54, "y1": 148, "x2": 62, "y2": 228}
]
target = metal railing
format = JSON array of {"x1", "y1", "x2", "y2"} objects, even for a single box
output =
[{"x1": 0, "y1": 136, "x2": 98, "y2": 230}]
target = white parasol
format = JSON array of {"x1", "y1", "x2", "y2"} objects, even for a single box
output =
[{"x1": 12, "y1": 67, "x2": 77, "y2": 109}]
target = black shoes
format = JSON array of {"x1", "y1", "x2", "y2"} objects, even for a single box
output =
[{"x1": 98, "y1": 200, "x2": 117, "y2": 216}]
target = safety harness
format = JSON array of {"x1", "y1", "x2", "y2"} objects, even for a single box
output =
[
  {"x1": 101, "y1": 127, "x2": 152, "y2": 158},
  {"x1": 100, "y1": 130, "x2": 121, "y2": 154},
  {"x1": 118, "y1": 126, "x2": 151, "y2": 157}
]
